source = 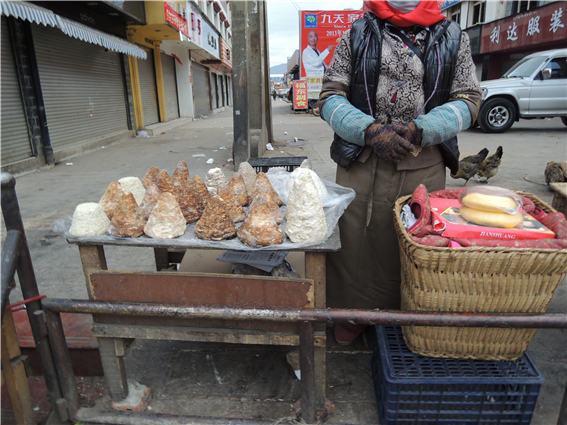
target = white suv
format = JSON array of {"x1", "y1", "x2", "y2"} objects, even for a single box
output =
[{"x1": 478, "y1": 48, "x2": 567, "y2": 133}]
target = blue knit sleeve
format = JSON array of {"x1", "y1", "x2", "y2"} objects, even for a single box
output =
[
  {"x1": 414, "y1": 101, "x2": 472, "y2": 147},
  {"x1": 320, "y1": 95, "x2": 375, "y2": 146}
]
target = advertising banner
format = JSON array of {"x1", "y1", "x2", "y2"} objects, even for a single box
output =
[
  {"x1": 299, "y1": 10, "x2": 364, "y2": 79},
  {"x1": 164, "y1": 2, "x2": 189, "y2": 38},
  {"x1": 293, "y1": 80, "x2": 308, "y2": 110}
]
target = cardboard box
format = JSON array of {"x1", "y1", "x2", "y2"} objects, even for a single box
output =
[
  {"x1": 179, "y1": 249, "x2": 305, "y2": 277},
  {"x1": 430, "y1": 198, "x2": 555, "y2": 241}
]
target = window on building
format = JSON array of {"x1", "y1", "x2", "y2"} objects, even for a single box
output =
[
  {"x1": 448, "y1": 4, "x2": 461, "y2": 25},
  {"x1": 507, "y1": 0, "x2": 543, "y2": 16},
  {"x1": 519, "y1": 1, "x2": 530, "y2": 12},
  {"x1": 471, "y1": 1, "x2": 486, "y2": 25}
]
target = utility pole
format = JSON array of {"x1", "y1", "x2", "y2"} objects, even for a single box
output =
[{"x1": 231, "y1": 1, "x2": 273, "y2": 170}]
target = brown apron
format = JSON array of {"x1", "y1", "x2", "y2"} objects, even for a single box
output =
[{"x1": 326, "y1": 154, "x2": 446, "y2": 310}]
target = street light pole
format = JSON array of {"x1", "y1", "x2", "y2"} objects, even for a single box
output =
[{"x1": 231, "y1": 0, "x2": 273, "y2": 170}]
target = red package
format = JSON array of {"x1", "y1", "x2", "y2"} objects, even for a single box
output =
[{"x1": 430, "y1": 198, "x2": 555, "y2": 241}]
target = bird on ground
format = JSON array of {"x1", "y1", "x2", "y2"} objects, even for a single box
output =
[
  {"x1": 450, "y1": 148, "x2": 489, "y2": 186},
  {"x1": 477, "y1": 146, "x2": 503, "y2": 182},
  {"x1": 545, "y1": 161, "x2": 566, "y2": 185}
]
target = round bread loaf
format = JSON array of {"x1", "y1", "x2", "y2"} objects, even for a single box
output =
[
  {"x1": 461, "y1": 192, "x2": 520, "y2": 213},
  {"x1": 460, "y1": 206, "x2": 523, "y2": 229}
]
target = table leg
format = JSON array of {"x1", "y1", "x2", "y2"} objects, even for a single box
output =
[
  {"x1": 300, "y1": 321, "x2": 315, "y2": 423},
  {"x1": 305, "y1": 252, "x2": 326, "y2": 411},
  {"x1": 97, "y1": 337, "x2": 129, "y2": 401},
  {"x1": 153, "y1": 248, "x2": 169, "y2": 271},
  {"x1": 78, "y1": 245, "x2": 107, "y2": 300},
  {"x1": 305, "y1": 252, "x2": 326, "y2": 311},
  {"x1": 79, "y1": 246, "x2": 129, "y2": 401},
  {"x1": 552, "y1": 190, "x2": 567, "y2": 215}
]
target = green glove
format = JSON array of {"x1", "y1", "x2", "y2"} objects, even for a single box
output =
[{"x1": 364, "y1": 124, "x2": 415, "y2": 163}]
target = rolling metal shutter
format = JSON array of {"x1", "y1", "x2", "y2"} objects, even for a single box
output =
[
  {"x1": 31, "y1": 24, "x2": 129, "y2": 150},
  {"x1": 220, "y1": 75, "x2": 225, "y2": 106},
  {"x1": 161, "y1": 53, "x2": 179, "y2": 120},
  {"x1": 225, "y1": 75, "x2": 231, "y2": 106},
  {"x1": 1, "y1": 18, "x2": 34, "y2": 165},
  {"x1": 213, "y1": 74, "x2": 219, "y2": 109},
  {"x1": 192, "y1": 63, "x2": 210, "y2": 117},
  {"x1": 138, "y1": 50, "x2": 159, "y2": 126}
]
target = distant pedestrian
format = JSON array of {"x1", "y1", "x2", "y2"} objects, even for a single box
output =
[{"x1": 272, "y1": 88, "x2": 277, "y2": 101}]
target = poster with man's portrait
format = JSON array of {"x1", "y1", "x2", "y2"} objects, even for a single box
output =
[{"x1": 299, "y1": 10, "x2": 364, "y2": 79}]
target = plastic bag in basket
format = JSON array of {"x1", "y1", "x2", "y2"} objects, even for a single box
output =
[{"x1": 458, "y1": 186, "x2": 523, "y2": 215}]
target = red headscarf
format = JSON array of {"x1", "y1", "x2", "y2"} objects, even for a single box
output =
[{"x1": 363, "y1": 1, "x2": 445, "y2": 28}]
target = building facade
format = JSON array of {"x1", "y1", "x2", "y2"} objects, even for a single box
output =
[
  {"x1": 183, "y1": 0, "x2": 232, "y2": 117},
  {"x1": 126, "y1": 1, "x2": 232, "y2": 126},
  {"x1": 1, "y1": 0, "x2": 232, "y2": 175},
  {"x1": 441, "y1": 0, "x2": 566, "y2": 81},
  {"x1": 1, "y1": 1, "x2": 147, "y2": 175}
]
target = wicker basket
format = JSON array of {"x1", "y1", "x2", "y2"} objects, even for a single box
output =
[{"x1": 393, "y1": 191, "x2": 567, "y2": 361}]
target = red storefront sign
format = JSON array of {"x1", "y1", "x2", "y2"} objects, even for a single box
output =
[
  {"x1": 164, "y1": 2, "x2": 189, "y2": 38},
  {"x1": 300, "y1": 10, "x2": 364, "y2": 78},
  {"x1": 481, "y1": 2, "x2": 566, "y2": 53},
  {"x1": 293, "y1": 80, "x2": 308, "y2": 110}
]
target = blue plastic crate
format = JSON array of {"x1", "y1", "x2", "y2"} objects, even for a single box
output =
[{"x1": 372, "y1": 325, "x2": 544, "y2": 425}]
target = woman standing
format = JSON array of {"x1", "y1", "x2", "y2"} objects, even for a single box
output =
[{"x1": 319, "y1": 0, "x2": 482, "y2": 345}]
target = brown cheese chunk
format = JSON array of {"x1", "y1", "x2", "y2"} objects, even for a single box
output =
[
  {"x1": 106, "y1": 192, "x2": 146, "y2": 238},
  {"x1": 194, "y1": 195, "x2": 237, "y2": 241}
]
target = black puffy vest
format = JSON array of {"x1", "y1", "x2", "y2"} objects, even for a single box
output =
[{"x1": 330, "y1": 13, "x2": 462, "y2": 173}]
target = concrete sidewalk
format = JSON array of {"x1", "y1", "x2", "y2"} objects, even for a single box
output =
[{"x1": 2, "y1": 100, "x2": 566, "y2": 424}]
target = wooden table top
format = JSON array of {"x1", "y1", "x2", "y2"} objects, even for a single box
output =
[{"x1": 550, "y1": 182, "x2": 567, "y2": 197}]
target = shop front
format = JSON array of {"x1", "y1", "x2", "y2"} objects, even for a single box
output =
[
  {"x1": 31, "y1": 24, "x2": 131, "y2": 151},
  {"x1": 1, "y1": 17, "x2": 36, "y2": 169},
  {"x1": 0, "y1": 1, "x2": 146, "y2": 174},
  {"x1": 187, "y1": 6, "x2": 228, "y2": 116},
  {"x1": 480, "y1": 2, "x2": 566, "y2": 79},
  {"x1": 137, "y1": 48, "x2": 160, "y2": 127},
  {"x1": 127, "y1": 1, "x2": 195, "y2": 128}
]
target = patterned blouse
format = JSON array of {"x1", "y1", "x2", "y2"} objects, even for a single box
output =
[{"x1": 322, "y1": 25, "x2": 482, "y2": 124}]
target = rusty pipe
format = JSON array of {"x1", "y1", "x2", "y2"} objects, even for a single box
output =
[
  {"x1": 1, "y1": 229, "x2": 22, "y2": 321},
  {"x1": 1, "y1": 173, "x2": 65, "y2": 419},
  {"x1": 41, "y1": 298, "x2": 567, "y2": 329}
]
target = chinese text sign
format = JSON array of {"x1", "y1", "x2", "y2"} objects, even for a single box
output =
[{"x1": 293, "y1": 80, "x2": 308, "y2": 110}]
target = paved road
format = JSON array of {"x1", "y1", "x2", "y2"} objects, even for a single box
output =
[{"x1": 2, "y1": 100, "x2": 566, "y2": 424}]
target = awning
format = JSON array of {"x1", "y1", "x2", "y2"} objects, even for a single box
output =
[{"x1": 0, "y1": 1, "x2": 147, "y2": 59}]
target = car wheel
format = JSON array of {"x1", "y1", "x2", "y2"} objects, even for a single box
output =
[
  {"x1": 478, "y1": 98, "x2": 516, "y2": 133},
  {"x1": 561, "y1": 117, "x2": 567, "y2": 126}
]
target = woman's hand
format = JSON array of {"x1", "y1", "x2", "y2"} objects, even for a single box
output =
[
  {"x1": 392, "y1": 122, "x2": 423, "y2": 146},
  {"x1": 364, "y1": 124, "x2": 415, "y2": 163}
]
